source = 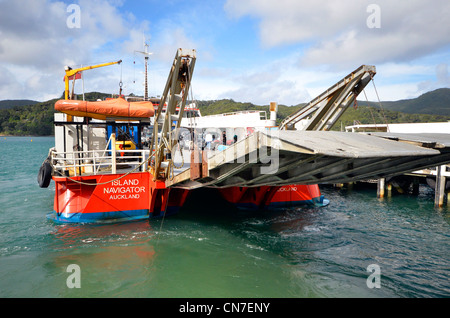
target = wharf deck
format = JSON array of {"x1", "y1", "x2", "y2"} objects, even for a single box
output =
[{"x1": 166, "y1": 131, "x2": 450, "y2": 190}]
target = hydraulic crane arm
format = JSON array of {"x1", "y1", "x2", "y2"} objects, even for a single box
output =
[
  {"x1": 279, "y1": 65, "x2": 376, "y2": 131},
  {"x1": 64, "y1": 60, "x2": 122, "y2": 99},
  {"x1": 149, "y1": 48, "x2": 196, "y2": 181}
]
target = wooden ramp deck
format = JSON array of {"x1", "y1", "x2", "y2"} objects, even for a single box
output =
[{"x1": 166, "y1": 130, "x2": 450, "y2": 190}]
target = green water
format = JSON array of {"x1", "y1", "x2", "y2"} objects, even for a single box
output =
[{"x1": 0, "y1": 136, "x2": 449, "y2": 298}]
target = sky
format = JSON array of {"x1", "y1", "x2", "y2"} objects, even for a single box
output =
[{"x1": 0, "y1": 0, "x2": 449, "y2": 105}]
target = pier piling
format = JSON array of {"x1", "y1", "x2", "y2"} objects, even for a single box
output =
[
  {"x1": 377, "y1": 178, "x2": 385, "y2": 198},
  {"x1": 387, "y1": 183, "x2": 392, "y2": 197},
  {"x1": 435, "y1": 165, "x2": 447, "y2": 207},
  {"x1": 412, "y1": 177, "x2": 420, "y2": 195}
]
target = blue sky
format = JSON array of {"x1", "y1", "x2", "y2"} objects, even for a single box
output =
[{"x1": 0, "y1": 0, "x2": 449, "y2": 105}]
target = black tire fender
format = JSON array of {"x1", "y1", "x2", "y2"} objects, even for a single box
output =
[{"x1": 38, "y1": 161, "x2": 52, "y2": 188}]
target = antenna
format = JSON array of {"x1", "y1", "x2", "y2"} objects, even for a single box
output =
[{"x1": 134, "y1": 35, "x2": 153, "y2": 101}]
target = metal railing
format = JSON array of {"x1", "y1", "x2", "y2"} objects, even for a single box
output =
[{"x1": 51, "y1": 148, "x2": 150, "y2": 177}]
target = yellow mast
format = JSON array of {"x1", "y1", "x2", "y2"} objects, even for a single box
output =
[{"x1": 64, "y1": 60, "x2": 122, "y2": 100}]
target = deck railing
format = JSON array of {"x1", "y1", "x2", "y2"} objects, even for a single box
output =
[{"x1": 51, "y1": 148, "x2": 150, "y2": 177}]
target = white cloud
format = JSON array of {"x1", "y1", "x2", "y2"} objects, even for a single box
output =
[
  {"x1": 225, "y1": 0, "x2": 365, "y2": 48},
  {"x1": 416, "y1": 63, "x2": 450, "y2": 95},
  {"x1": 0, "y1": 65, "x2": 25, "y2": 98},
  {"x1": 121, "y1": 25, "x2": 151, "y2": 56},
  {"x1": 196, "y1": 67, "x2": 233, "y2": 78},
  {"x1": 225, "y1": 0, "x2": 450, "y2": 68},
  {"x1": 221, "y1": 0, "x2": 450, "y2": 103},
  {"x1": 220, "y1": 79, "x2": 311, "y2": 106},
  {"x1": 0, "y1": 0, "x2": 447, "y2": 105},
  {"x1": 202, "y1": 53, "x2": 314, "y2": 105},
  {"x1": 151, "y1": 27, "x2": 199, "y2": 62},
  {"x1": 0, "y1": 0, "x2": 145, "y2": 100}
]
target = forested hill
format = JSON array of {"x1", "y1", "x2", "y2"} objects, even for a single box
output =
[
  {"x1": 0, "y1": 99, "x2": 57, "y2": 136},
  {"x1": 0, "y1": 99, "x2": 39, "y2": 109},
  {"x1": 197, "y1": 88, "x2": 450, "y2": 130},
  {"x1": 0, "y1": 88, "x2": 449, "y2": 136},
  {"x1": 363, "y1": 88, "x2": 450, "y2": 116},
  {"x1": 198, "y1": 99, "x2": 450, "y2": 131},
  {"x1": 0, "y1": 92, "x2": 112, "y2": 136}
]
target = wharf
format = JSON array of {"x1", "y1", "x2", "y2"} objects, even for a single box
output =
[
  {"x1": 166, "y1": 131, "x2": 450, "y2": 198},
  {"x1": 344, "y1": 125, "x2": 450, "y2": 207}
]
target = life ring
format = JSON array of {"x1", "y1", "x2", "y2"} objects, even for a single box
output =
[{"x1": 37, "y1": 161, "x2": 52, "y2": 188}]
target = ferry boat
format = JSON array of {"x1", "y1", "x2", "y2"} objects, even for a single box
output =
[{"x1": 38, "y1": 49, "x2": 328, "y2": 223}]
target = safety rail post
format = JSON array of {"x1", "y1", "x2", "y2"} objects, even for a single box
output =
[
  {"x1": 111, "y1": 133, "x2": 117, "y2": 174},
  {"x1": 72, "y1": 152, "x2": 77, "y2": 176},
  {"x1": 93, "y1": 153, "x2": 97, "y2": 175},
  {"x1": 141, "y1": 150, "x2": 147, "y2": 172}
]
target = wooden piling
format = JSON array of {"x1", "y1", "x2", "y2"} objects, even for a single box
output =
[
  {"x1": 377, "y1": 178, "x2": 385, "y2": 198},
  {"x1": 435, "y1": 165, "x2": 446, "y2": 207}
]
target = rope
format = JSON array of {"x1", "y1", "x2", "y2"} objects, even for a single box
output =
[
  {"x1": 155, "y1": 205, "x2": 168, "y2": 249},
  {"x1": 172, "y1": 143, "x2": 184, "y2": 169},
  {"x1": 167, "y1": 161, "x2": 175, "y2": 181},
  {"x1": 370, "y1": 76, "x2": 390, "y2": 132},
  {"x1": 186, "y1": 61, "x2": 198, "y2": 151},
  {"x1": 119, "y1": 62, "x2": 123, "y2": 96},
  {"x1": 363, "y1": 89, "x2": 378, "y2": 128},
  {"x1": 166, "y1": 143, "x2": 185, "y2": 181},
  {"x1": 54, "y1": 158, "x2": 145, "y2": 185}
]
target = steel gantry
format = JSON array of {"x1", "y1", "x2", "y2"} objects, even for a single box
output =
[
  {"x1": 279, "y1": 65, "x2": 376, "y2": 131},
  {"x1": 149, "y1": 48, "x2": 196, "y2": 181}
]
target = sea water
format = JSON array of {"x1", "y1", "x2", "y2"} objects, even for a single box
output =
[{"x1": 0, "y1": 136, "x2": 449, "y2": 298}]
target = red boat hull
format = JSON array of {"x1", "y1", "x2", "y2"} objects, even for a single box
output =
[
  {"x1": 218, "y1": 184, "x2": 328, "y2": 210},
  {"x1": 49, "y1": 172, "x2": 327, "y2": 223},
  {"x1": 269, "y1": 184, "x2": 327, "y2": 207},
  {"x1": 50, "y1": 172, "x2": 188, "y2": 223}
]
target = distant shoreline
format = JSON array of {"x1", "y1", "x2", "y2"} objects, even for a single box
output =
[{"x1": 0, "y1": 134, "x2": 54, "y2": 137}]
